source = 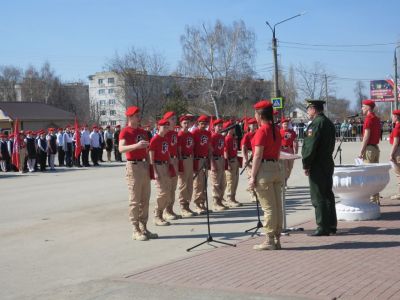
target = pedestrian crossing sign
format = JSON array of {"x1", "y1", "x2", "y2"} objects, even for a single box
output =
[{"x1": 272, "y1": 97, "x2": 284, "y2": 109}]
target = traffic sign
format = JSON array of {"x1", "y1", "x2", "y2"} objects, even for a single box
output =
[{"x1": 272, "y1": 97, "x2": 284, "y2": 109}]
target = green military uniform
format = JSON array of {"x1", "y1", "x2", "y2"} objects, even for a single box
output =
[{"x1": 302, "y1": 100, "x2": 337, "y2": 235}]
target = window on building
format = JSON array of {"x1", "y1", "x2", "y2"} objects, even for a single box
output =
[
  {"x1": 110, "y1": 121, "x2": 117, "y2": 126},
  {"x1": 100, "y1": 110, "x2": 106, "y2": 116},
  {"x1": 110, "y1": 110, "x2": 116, "y2": 116},
  {"x1": 108, "y1": 78, "x2": 115, "y2": 84},
  {"x1": 100, "y1": 121, "x2": 107, "y2": 126},
  {"x1": 109, "y1": 99, "x2": 115, "y2": 105},
  {"x1": 98, "y1": 89, "x2": 105, "y2": 95},
  {"x1": 108, "y1": 88, "x2": 114, "y2": 94},
  {"x1": 98, "y1": 79, "x2": 103, "y2": 85},
  {"x1": 99, "y1": 100, "x2": 106, "y2": 106}
]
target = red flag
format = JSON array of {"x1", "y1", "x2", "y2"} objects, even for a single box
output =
[
  {"x1": 74, "y1": 117, "x2": 82, "y2": 159},
  {"x1": 11, "y1": 119, "x2": 21, "y2": 171},
  {"x1": 208, "y1": 116, "x2": 214, "y2": 132}
]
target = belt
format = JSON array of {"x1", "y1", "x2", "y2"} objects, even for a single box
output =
[
  {"x1": 181, "y1": 155, "x2": 192, "y2": 159},
  {"x1": 195, "y1": 156, "x2": 208, "y2": 160},
  {"x1": 155, "y1": 160, "x2": 169, "y2": 165},
  {"x1": 128, "y1": 159, "x2": 146, "y2": 162},
  {"x1": 367, "y1": 144, "x2": 378, "y2": 147},
  {"x1": 281, "y1": 146, "x2": 292, "y2": 149},
  {"x1": 170, "y1": 155, "x2": 178, "y2": 159},
  {"x1": 262, "y1": 159, "x2": 277, "y2": 162},
  {"x1": 213, "y1": 155, "x2": 222, "y2": 160}
]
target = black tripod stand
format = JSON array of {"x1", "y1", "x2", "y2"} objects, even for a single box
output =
[
  {"x1": 244, "y1": 191, "x2": 263, "y2": 236},
  {"x1": 187, "y1": 160, "x2": 236, "y2": 252},
  {"x1": 334, "y1": 135, "x2": 345, "y2": 165}
]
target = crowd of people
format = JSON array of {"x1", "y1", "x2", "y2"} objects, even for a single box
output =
[{"x1": 0, "y1": 124, "x2": 124, "y2": 173}]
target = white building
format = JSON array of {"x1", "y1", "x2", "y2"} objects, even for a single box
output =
[{"x1": 88, "y1": 71, "x2": 126, "y2": 127}]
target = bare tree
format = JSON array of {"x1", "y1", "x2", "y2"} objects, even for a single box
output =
[
  {"x1": 354, "y1": 80, "x2": 368, "y2": 109},
  {"x1": 107, "y1": 47, "x2": 168, "y2": 119},
  {"x1": 296, "y1": 62, "x2": 335, "y2": 101},
  {"x1": 179, "y1": 20, "x2": 256, "y2": 117},
  {"x1": 279, "y1": 65, "x2": 297, "y2": 114},
  {"x1": 0, "y1": 65, "x2": 22, "y2": 101}
]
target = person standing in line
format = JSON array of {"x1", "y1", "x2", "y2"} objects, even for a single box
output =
[
  {"x1": 209, "y1": 119, "x2": 228, "y2": 211},
  {"x1": 0, "y1": 134, "x2": 10, "y2": 172},
  {"x1": 24, "y1": 131, "x2": 37, "y2": 172},
  {"x1": 177, "y1": 115, "x2": 196, "y2": 217},
  {"x1": 249, "y1": 100, "x2": 283, "y2": 250},
  {"x1": 162, "y1": 111, "x2": 181, "y2": 220},
  {"x1": 37, "y1": 131, "x2": 48, "y2": 171},
  {"x1": 114, "y1": 125, "x2": 123, "y2": 162},
  {"x1": 46, "y1": 128, "x2": 57, "y2": 171},
  {"x1": 104, "y1": 125, "x2": 114, "y2": 162},
  {"x1": 98, "y1": 127, "x2": 105, "y2": 162},
  {"x1": 119, "y1": 106, "x2": 157, "y2": 241},
  {"x1": 359, "y1": 99, "x2": 381, "y2": 205},
  {"x1": 56, "y1": 128, "x2": 65, "y2": 166},
  {"x1": 149, "y1": 119, "x2": 174, "y2": 226},
  {"x1": 280, "y1": 118, "x2": 298, "y2": 186},
  {"x1": 241, "y1": 118, "x2": 258, "y2": 202},
  {"x1": 302, "y1": 99, "x2": 337, "y2": 236},
  {"x1": 72, "y1": 128, "x2": 83, "y2": 167},
  {"x1": 63, "y1": 126, "x2": 73, "y2": 167},
  {"x1": 90, "y1": 125, "x2": 101, "y2": 166},
  {"x1": 192, "y1": 115, "x2": 212, "y2": 215},
  {"x1": 81, "y1": 125, "x2": 91, "y2": 167},
  {"x1": 224, "y1": 120, "x2": 242, "y2": 208}
]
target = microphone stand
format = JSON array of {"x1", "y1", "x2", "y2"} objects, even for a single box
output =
[
  {"x1": 244, "y1": 191, "x2": 263, "y2": 236},
  {"x1": 334, "y1": 135, "x2": 345, "y2": 165},
  {"x1": 187, "y1": 159, "x2": 236, "y2": 252}
]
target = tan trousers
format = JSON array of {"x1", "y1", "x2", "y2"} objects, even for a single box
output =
[
  {"x1": 254, "y1": 161, "x2": 283, "y2": 237},
  {"x1": 192, "y1": 157, "x2": 208, "y2": 206},
  {"x1": 19, "y1": 148, "x2": 27, "y2": 172},
  {"x1": 392, "y1": 147, "x2": 400, "y2": 193},
  {"x1": 210, "y1": 158, "x2": 226, "y2": 203},
  {"x1": 363, "y1": 144, "x2": 380, "y2": 200},
  {"x1": 166, "y1": 157, "x2": 178, "y2": 212},
  {"x1": 154, "y1": 164, "x2": 172, "y2": 214},
  {"x1": 178, "y1": 157, "x2": 194, "y2": 208},
  {"x1": 125, "y1": 161, "x2": 151, "y2": 229},
  {"x1": 246, "y1": 164, "x2": 256, "y2": 201},
  {"x1": 225, "y1": 158, "x2": 239, "y2": 202},
  {"x1": 282, "y1": 149, "x2": 295, "y2": 180}
]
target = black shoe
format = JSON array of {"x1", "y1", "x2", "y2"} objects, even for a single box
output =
[
  {"x1": 329, "y1": 228, "x2": 337, "y2": 235},
  {"x1": 308, "y1": 230, "x2": 330, "y2": 236}
]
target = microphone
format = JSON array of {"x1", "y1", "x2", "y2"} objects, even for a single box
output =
[
  {"x1": 219, "y1": 123, "x2": 240, "y2": 134},
  {"x1": 347, "y1": 113, "x2": 359, "y2": 118}
]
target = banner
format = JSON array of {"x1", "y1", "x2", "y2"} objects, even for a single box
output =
[{"x1": 370, "y1": 79, "x2": 400, "y2": 102}]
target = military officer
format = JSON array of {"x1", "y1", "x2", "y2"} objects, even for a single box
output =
[
  {"x1": 248, "y1": 100, "x2": 282, "y2": 250},
  {"x1": 359, "y1": 99, "x2": 381, "y2": 204},
  {"x1": 302, "y1": 99, "x2": 337, "y2": 236},
  {"x1": 119, "y1": 106, "x2": 157, "y2": 241},
  {"x1": 210, "y1": 119, "x2": 227, "y2": 211}
]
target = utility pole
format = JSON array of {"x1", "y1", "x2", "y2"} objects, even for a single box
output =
[{"x1": 325, "y1": 74, "x2": 329, "y2": 117}]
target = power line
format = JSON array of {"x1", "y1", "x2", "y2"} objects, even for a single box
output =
[
  {"x1": 279, "y1": 45, "x2": 391, "y2": 54},
  {"x1": 280, "y1": 41, "x2": 397, "y2": 48}
]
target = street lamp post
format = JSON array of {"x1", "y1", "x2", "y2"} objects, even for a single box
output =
[
  {"x1": 394, "y1": 46, "x2": 400, "y2": 110},
  {"x1": 266, "y1": 13, "x2": 305, "y2": 98}
]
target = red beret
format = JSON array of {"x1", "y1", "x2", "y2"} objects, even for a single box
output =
[
  {"x1": 362, "y1": 99, "x2": 375, "y2": 109},
  {"x1": 125, "y1": 106, "x2": 140, "y2": 117},
  {"x1": 179, "y1": 115, "x2": 192, "y2": 122},
  {"x1": 223, "y1": 120, "x2": 234, "y2": 129},
  {"x1": 213, "y1": 119, "x2": 223, "y2": 126},
  {"x1": 115, "y1": 125, "x2": 121, "y2": 128},
  {"x1": 48, "y1": 128, "x2": 55, "y2": 131},
  {"x1": 253, "y1": 100, "x2": 272, "y2": 110},
  {"x1": 158, "y1": 119, "x2": 170, "y2": 126},
  {"x1": 197, "y1": 115, "x2": 209, "y2": 123},
  {"x1": 163, "y1": 111, "x2": 176, "y2": 120},
  {"x1": 247, "y1": 118, "x2": 257, "y2": 125},
  {"x1": 106, "y1": 125, "x2": 110, "y2": 128},
  {"x1": 393, "y1": 109, "x2": 400, "y2": 116},
  {"x1": 273, "y1": 110, "x2": 280, "y2": 116},
  {"x1": 58, "y1": 128, "x2": 63, "y2": 131},
  {"x1": 0, "y1": 134, "x2": 5, "y2": 138},
  {"x1": 174, "y1": 125, "x2": 181, "y2": 129},
  {"x1": 281, "y1": 118, "x2": 290, "y2": 123}
]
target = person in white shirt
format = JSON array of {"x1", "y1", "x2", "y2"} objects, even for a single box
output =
[
  {"x1": 63, "y1": 126, "x2": 73, "y2": 167},
  {"x1": 104, "y1": 125, "x2": 114, "y2": 162},
  {"x1": 90, "y1": 125, "x2": 101, "y2": 166},
  {"x1": 56, "y1": 128, "x2": 65, "y2": 166}
]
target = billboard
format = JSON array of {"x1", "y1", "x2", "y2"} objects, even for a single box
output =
[{"x1": 370, "y1": 79, "x2": 400, "y2": 102}]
